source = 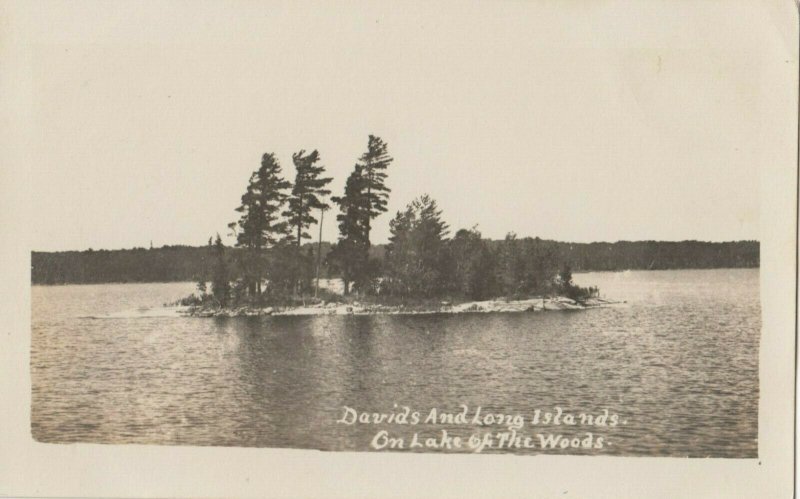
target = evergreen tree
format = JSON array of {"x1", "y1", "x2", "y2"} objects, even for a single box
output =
[
  {"x1": 284, "y1": 149, "x2": 333, "y2": 246},
  {"x1": 230, "y1": 152, "x2": 291, "y2": 299},
  {"x1": 448, "y1": 227, "x2": 497, "y2": 300},
  {"x1": 358, "y1": 135, "x2": 393, "y2": 243},
  {"x1": 496, "y1": 232, "x2": 536, "y2": 297},
  {"x1": 327, "y1": 136, "x2": 393, "y2": 295},
  {"x1": 210, "y1": 234, "x2": 230, "y2": 307},
  {"x1": 384, "y1": 195, "x2": 450, "y2": 297},
  {"x1": 283, "y1": 149, "x2": 332, "y2": 294},
  {"x1": 527, "y1": 237, "x2": 559, "y2": 295},
  {"x1": 328, "y1": 166, "x2": 370, "y2": 295},
  {"x1": 264, "y1": 243, "x2": 300, "y2": 299},
  {"x1": 384, "y1": 205, "x2": 415, "y2": 296},
  {"x1": 195, "y1": 237, "x2": 212, "y2": 297}
]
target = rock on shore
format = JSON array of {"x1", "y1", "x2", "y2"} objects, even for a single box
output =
[{"x1": 184, "y1": 296, "x2": 619, "y2": 318}]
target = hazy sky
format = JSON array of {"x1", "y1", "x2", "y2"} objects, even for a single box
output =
[{"x1": 16, "y1": 1, "x2": 793, "y2": 251}]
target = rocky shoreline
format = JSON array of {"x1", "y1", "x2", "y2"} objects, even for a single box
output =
[{"x1": 182, "y1": 296, "x2": 621, "y2": 318}]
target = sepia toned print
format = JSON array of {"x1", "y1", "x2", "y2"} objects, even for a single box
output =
[
  {"x1": 15, "y1": 0, "x2": 784, "y2": 473},
  {"x1": 31, "y1": 131, "x2": 760, "y2": 457},
  {"x1": 3, "y1": 1, "x2": 797, "y2": 498}
]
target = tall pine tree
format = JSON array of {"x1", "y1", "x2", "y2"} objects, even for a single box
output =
[
  {"x1": 230, "y1": 152, "x2": 291, "y2": 299},
  {"x1": 327, "y1": 136, "x2": 393, "y2": 295},
  {"x1": 283, "y1": 149, "x2": 332, "y2": 294},
  {"x1": 358, "y1": 135, "x2": 393, "y2": 243},
  {"x1": 329, "y1": 165, "x2": 370, "y2": 295},
  {"x1": 283, "y1": 149, "x2": 333, "y2": 246}
]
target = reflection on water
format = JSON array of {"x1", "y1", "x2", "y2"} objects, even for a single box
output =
[{"x1": 31, "y1": 269, "x2": 760, "y2": 457}]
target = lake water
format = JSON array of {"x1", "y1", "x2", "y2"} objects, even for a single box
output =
[{"x1": 31, "y1": 269, "x2": 760, "y2": 457}]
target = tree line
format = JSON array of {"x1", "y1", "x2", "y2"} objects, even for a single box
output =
[
  {"x1": 31, "y1": 238, "x2": 760, "y2": 287},
  {"x1": 31, "y1": 239, "x2": 759, "y2": 284}
]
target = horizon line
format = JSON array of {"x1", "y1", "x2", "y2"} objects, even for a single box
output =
[{"x1": 31, "y1": 237, "x2": 761, "y2": 253}]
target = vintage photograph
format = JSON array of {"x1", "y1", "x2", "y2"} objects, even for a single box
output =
[{"x1": 24, "y1": 0, "x2": 772, "y2": 463}]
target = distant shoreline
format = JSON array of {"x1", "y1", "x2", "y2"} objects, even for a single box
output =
[
  {"x1": 31, "y1": 266, "x2": 760, "y2": 287},
  {"x1": 30, "y1": 239, "x2": 759, "y2": 285}
]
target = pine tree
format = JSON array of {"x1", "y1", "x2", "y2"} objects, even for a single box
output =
[
  {"x1": 385, "y1": 194, "x2": 450, "y2": 297},
  {"x1": 211, "y1": 234, "x2": 230, "y2": 307},
  {"x1": 283, "y1": 149, "x2": 332, "y2": 294},
  {"x1": 358, "y1": 135, "x2": 393, "y2": 243},
  {"x1": 329, "y1": 165, "x2": 370, "y2": 295},
  {"x1": 448, "y1": 227, "x2": 497, "y2": 300},
  {"x1": 195, "y1": 236, "x2": 212, "y2": 298},
  {"x1": 284, "y1": 149, "x2": 333, "y2": 246},
  {"x1": 327, "y1": 136, "x2": 393, "y2": 295},
  {"x1": 230, "y1": 152, "x2": 291, "y2": 299},
  {"x1": 528, "y1": 237, "x2": 558, "y2": 295},
  {"x1": 384, "y1": 204, "x2": 415, "y2": 296},
  {"x1": 496, "y1": 232, "x2": 532, "y2": 297}
]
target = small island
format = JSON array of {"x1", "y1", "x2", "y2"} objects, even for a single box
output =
[
  {"x1": 173, "y1": 135, "x2": 609, "y2": 318},
  {"x1": 181, "y1": 295, "x2": 617, "y2": 318}
]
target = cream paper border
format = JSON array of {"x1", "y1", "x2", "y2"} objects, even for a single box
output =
[{"x1": 0, "y1": 1, "x2": 797, "y2": 497}]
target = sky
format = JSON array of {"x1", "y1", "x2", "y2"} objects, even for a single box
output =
[{"x1": 13, "y1": 1, "x2": 795, "y2": 251}]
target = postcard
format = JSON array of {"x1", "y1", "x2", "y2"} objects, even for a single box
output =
[{"x1": 1, "y1": 1, "x2": 797, "y2": 497}]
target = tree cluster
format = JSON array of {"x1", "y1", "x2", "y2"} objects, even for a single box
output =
[
  {"x1": 326, "y1": 135, "x2": 393, "y2": 294},
  {"x1": 378, "y1": 196, "x2": 595, "y2": 301},
  {"x1": 201, "y1": 136, "x2": 396, "y2": 306},
  {"x1": 30, "y1": 133, "x2": 760, "y2": 305},
  {"x1": 211, "y1": 147, "x2": 333, "y2": 305}
]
